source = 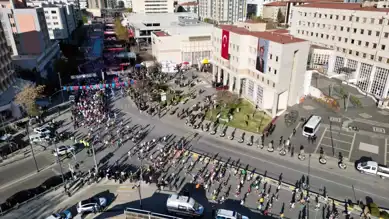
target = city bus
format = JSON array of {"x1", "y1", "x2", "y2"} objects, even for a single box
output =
[{"x1": 302, "y1": 115, "x2": 322, "y2": 137}]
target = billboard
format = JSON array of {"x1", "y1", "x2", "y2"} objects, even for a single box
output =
[
  {"x1": 256, "y1": 38, "x2": 269, "y2": 73},
  {"x1": 221, "y1": 30, "x2": 230, "y2": 60}
]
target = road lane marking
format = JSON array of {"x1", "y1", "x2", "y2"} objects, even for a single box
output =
[
  {"x1": 320, "y1": 143, "x2": 350, "y2": 152},
  {"x1": 373, "y1": 127, "x2": 386, "y2": 134},
  {"x1": 348, "y1": 133, "x2": 356, "y2": 160},
  {"x1": 326, "y1": 129, "x2": 354, "y2": 138},
  {"x1": 323, "y1": 136, "x2": 352, "y2": 144},
  {"x1": 314, "y1": 127, "x2": 327, "y2": 154},
  {"x1": 197, "y1": 136, "x2": 389, "y2": 202},
  {"x1": 289, "y1": 122, "x2": 302, "y2": 139},
  {"x1": 385, "y1": 138, "x2": 388, "y2": 165}
]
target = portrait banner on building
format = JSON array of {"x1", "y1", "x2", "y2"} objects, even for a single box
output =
[
  {"x1": 221, "y1": 29, "x2": 230, "y2": 60},
  {"x1": 256, "y1": 38, "x2": 269, "y2": 73}
]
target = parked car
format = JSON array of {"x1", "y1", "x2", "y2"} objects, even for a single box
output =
[
  {"x1": 5, "y1": 189, "x2": 36, "y2": 208},
  {"x1": 77, "y1": 197, "x2": 107, "y2": 214},
  {"x1": 29, "y1": 134, "x2": 46, "y2": 143},
  {"x1": 45, "y1": 210, "x2": 72, "y2": 219},
  {"x1": 34, "y1": 126, "x2": 52, "y2": 135},
  {"x1": 53, "y1": 145, "x2": 75, "y2": 157}
]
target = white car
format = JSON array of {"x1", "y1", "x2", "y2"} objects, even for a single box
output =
[
  {"x1": 34, "y1": 126, "x2": 52, "y2": 135},
  {"x1": 77, "y1": 197, "x2": 107, "y2": 214},
  {"x1": 53, "y1": 145, "x2": 75, "y2": 157}
]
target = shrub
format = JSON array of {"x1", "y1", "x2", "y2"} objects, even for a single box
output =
[
  {"x1": 380, "y1": 211, "x2": 389, "y2": 219},
  {"x1": 369, "y1": 203, "x2": 380, "y2": 217}
]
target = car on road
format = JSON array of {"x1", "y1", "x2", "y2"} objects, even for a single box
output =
[
  {"x1": 46, "y1": 210, "x2": 72, "y2": 219},
  {"x1": 53, "y1": 145, "x2": 75, "y2": 157},
  {"x1": 29, "y1": 134, "x2": 46, "y2": 143},
  {"x1": 34, "y1": 126, "x2": 52, "y2": 135},
  {"x1": 77, "y1": 197, "x2": 107, "y2": 214},
  {"x1": 215, "y1": 209, "x2": 249, "y2": 219}
]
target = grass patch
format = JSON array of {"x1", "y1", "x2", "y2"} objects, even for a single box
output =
[{"x1": 206, "y1": 99, "x2": 272, "y2": 133}]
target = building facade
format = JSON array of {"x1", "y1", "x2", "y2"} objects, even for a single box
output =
[
  {"x1": 87, "y1": 0, "x2": 105, "y2": 9},
  {"x1": 132, "y1": 0, "x2": 175, "y2": 14},
  {"x1": 211, "y1": 23, "x2": 309, "y2": 117},
  {"x1": 151, "y1": 19, "x2": 213, "y2": 64},
  {"x1": 246, "y1": 0, "x2": 278, "y2": 18},
  {"x1": 0, "y1": 21, "x2": 14, "y2": 94},
  {"x1": 43, "y1": 4, "x2": 77, "y2": 40},
  {"x1": 290, "y1": 2, "x2": 389, "y2": 104},
  {"x1": 198, "y1": 0, "x2": 246, "y2": 24},
  {"x1": 262, "y1": 1, "x2": 287, "y2": 23},
  {"x1": 0, "y1": 3, "x2": 60, "y2": 78}
]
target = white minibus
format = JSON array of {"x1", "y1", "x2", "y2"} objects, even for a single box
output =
[{"x1": 302, "y1": 115, "x2": 322, "y2": 137}]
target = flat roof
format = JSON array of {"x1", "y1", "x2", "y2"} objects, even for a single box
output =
[
  {"x1": 124, "y1": 12, "x2": 198, "y2": 30},
  {"x1": 297, "y1": 2, "x2": 389, "y2": 12},
  {"x1": 219, "y1": 25, "x2": 306, "y2": 44},
  {"x1": 264, "y1": 2, "x2": 288, "y2": 6}
]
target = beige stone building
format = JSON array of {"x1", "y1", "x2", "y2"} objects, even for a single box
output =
[{"x1": 262, "y1": 1, "x2": 287, "y2": 23}]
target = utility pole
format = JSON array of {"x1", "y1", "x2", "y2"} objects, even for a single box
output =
[
  {"x1": 345, "y1": 93, "x2": 351, "y2": 112},
  {"x1": 58, "y1": 72, "x2": 65, "y2": 104},
  {"x1": 54, "y1": 142, "x2": 66, "y2": 191},
  {"x1": 328, "y1": 117, "x2": 335, "y2": 156},
  {"x1": 26, "y1": 123, "x2": 39, "y2": 172},
  {"x1": 307, "y1": 153, "x2": 311, "y2": 219},
  {"x1": 138, "y1": 157, "x2": 143, "y2": 209},
  {"x1": 91, "y1": 143, "x2": 98, "y2": 172}
]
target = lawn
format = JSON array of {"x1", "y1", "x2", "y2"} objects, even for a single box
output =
[{"x1": 206, "y1": 99, "x2": 272, "y2": 133}]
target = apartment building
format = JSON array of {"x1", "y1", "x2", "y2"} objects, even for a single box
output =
[
  {"x1": 262, "y1": 1, "x2": 287, "y2": 22},
  {"x1": 123, "y1": 0, "x2": 132, "y2": 8},
  {"x1": 290, "y1": 2, "x2": 389, "y2": 105},
  {"x1": 199, "y1": 0, "x2": 246, "y2": 24},
  {"x1": 0, "y1": 21, "x2": 15, "y2": 94},
  {"x1": 43, "y1": 4, "x2": 77, "y2": 40},
  {"x1": 212, "y1": 22, "x2": 309, "y2": 116},
  {"x1": 0, "y1": 0, "x2": 60, "y2": 78},
  {"x1": 132, "y1": 0, "x2": 175, "y2": 13},
  {"x1": 246, "y1": 0, "x2": 278, "y2": 17},
  {"x1": 87, "y1": 0, "x2": 104, "y2": 9}
]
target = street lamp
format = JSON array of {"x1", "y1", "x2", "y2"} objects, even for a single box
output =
[
  {"x1": 26, "y1": 122, "x2": 39, "y2": 172},
  {"x1": 53, "y1": 141, "x2": 66, "y2": 191},
  {"x1": 133, "y1": 157, "x2": 144, "y2": 209}
]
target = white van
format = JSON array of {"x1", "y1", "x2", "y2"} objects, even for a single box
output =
[
  {"x1": 166, "y1": 194, "x2": 204, "y2": 218},
  {"x1": 215, "y1": 209, "x2": 249, "y2": 219}
]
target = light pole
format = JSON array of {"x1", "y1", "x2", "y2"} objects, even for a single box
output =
[
  {"x1": 26, "y1": 123, "x2": 39, "y2": 172},
  {"x1": 57, "y1": 72, "x2": 65, "y2": 104},
  {"x1": 307, "y1": 153, "x2": 311, "y2": 219},
  {"x1": 54, "y1": 141, "x2": 66, "y2": 191},
  {"x1": 91, "y1": 143, "x2": 98, "y2": 172},
  {"x1": 134, "y1": 157, "x2": 144, "y2": 209}
]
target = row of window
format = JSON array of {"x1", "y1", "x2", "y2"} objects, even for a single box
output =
[
  {"x1": 44, "y1": 10, "x2": 57, "y2": 14},
  {"x1": 299, "y1": 21, "x2": 389, "y2": 39},
  {"x1": 46, "y1": 16, "x2": 58, "y2": 20},
  {"x1": 336, "y1": 47, "x2": 389, "y2": 64},
  {"x1": 300, "y1": 11, "x2": 389, "y2": 26}
]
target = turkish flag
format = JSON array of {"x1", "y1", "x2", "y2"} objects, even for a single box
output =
[{"x1": 221, "y1": 30, "x2": 230, "y2": 60}]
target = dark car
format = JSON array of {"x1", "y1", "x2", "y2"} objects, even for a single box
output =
[
  {"x1": 5, "y1": 189, "x2": 36, "y2": 208},
  {"x1": 40, "y1": 174, "x2": 70, "y2": 190}
]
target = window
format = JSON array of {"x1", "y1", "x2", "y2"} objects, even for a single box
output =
[
  {"x1": 338, "y1": 37, "x2": 341, "y2": 41},
  {"x1": 268, "y1": 67, "x2": 271, "y2": 72},
  {"x1": 270, "y1": 54, "x2": 272, "y2": 59},
  {"x1": 340, "y1": 26, "x2": 344, "y2": 31},
  {"x1": 360, "y1": 29, "x2": 364, "y2": 34},
  {"x1": 344, "y1": 38, "x2": 348, "y2": 43},
  {"x1": 368, "y1": 30, "x2": 372, "y2": 35},
  {"x1": 276, "y1": 56, "x2": 278, "y2": 62},
  {"x1": 370, "y1": 55, "x2": 374, "y2": 60},
  {"x1": 365, "y1": 42, "x2": 369, "y2": 47},
  {"x1": 371, "y1": 18, "x2": 374, "y2": 24},
  {"x1": 356, "y1": 17, "x2": 359, "y2": 22},
  {"x1": 379, "y1": 19, "x2": 383, "y2": 24},
  {"x1": 44, "y1": 11, "x2": 48, "y2": 14},
  {"x1": 348, "y1": 50, "x2": 352, "y2": 55},
  {"x1": 53, "y1": 22, "x2": 59, "y2": 25},
  {"x1": 52, "y1": 16, "x2": 58, "y2": 19},
  {"x1": 363, "y1": 17, "x2": 367, "y2": 23},
  {"x1": 336, "y1": 15, "x2": 339, "y2": 20},
  {"x1": 343, "y1": 16, "x2": 346, "y2": 20},
  {"x1": 351, "y1": 39, "x2": 355, "y2": 44},
  {"x1": 373, "y1": 43, "x2": 377, "y2": 49},
  {"x1": 381, "y1": 45, "x2": 386, "y2": 50},
  {"x1": 358, "y1": 40, "x2": 361, "y2": 46},
  {"x1": 378, "y1": 56, "x2": 383, "y2": 61},
  {"x1": 349, "y1": 16, "x2": 352, "y2": 21},
  {"x1": 274, "y1": 69, "x2": 277, "y2": 75},
  {"x1": 385, "y1": 33, "x2": 389, "y2": 38},
  {"x1": 376, "y1": 31, "x2": 380, "y2": 37},
  {"x1": 347, "y1": 27, "x2": 350, "y2": 32},
  {"x1": 356, "y1": 51, "x2": 359, "y2": 56},
  {"x1": 353, "y1": 28, "x2": 357, "y2": 33},
  {"x1": 51, "y1": 10, "x2": 57, "y2": 14},
  {"x1": 363, "y1": 53, "x2": 366, "y2": 58}
]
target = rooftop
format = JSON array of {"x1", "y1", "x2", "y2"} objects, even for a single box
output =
[
  {"x1": 268, "y1": 29, "x2": 289, "y2": 34},
  {"x1": 264, "y1": 2, "x2": 288, "y2": 7},
  {"x1": 180, "y1": 1, "x2": 197, "y2": 6},
  {"x1": 219, "y1": 25, "x2": 305, "y2": 44},
  {"x1": 154, "y1": 31, "x2": 170, "y2": 37},
  {"x1": 297, "y1": 2, "x2": 389, "y2": 12}
]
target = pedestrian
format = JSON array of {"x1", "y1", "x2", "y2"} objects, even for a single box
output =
[{"x1": 293, "y1": 128, "x2": 296, "y2": 136}]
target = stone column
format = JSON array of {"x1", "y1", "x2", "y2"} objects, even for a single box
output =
[
  {"x1": 229, "y1": 75, "x2": 235, "y2": 92},
  {"x1": 212, "y1": 65, "x2": 217, "y2": 82},
  {"x1": 223, "y1": 72, "x2": 228, "y2": 86},
  {"x1": 217, "y1": 67, "x2": 222, "y2": 83},
  {"x1": 367, "y1": 66, "x2": 376, "y2": 94}
]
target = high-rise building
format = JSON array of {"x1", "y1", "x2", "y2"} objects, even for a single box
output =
[
  {"x1": 132, "y1": 0, "x2": 175, "y2": 13},
  {"x1": 0, "y1": 1, "x2": 60, "y2": 78},
  {"x1": 0, "y1": 21, "x2": 14, "y2": 94},
  {"x1": 42, "y1": 4, "x2": 77, "y2": 40},
  {"x1": 290, "y1": 2, "x2": 389, "y2": 106},
  {"x1": 198, "y1": 0, "x2": 246, "y2": 24},
  {"x1": 87, "y1": 0, "x2": 104, "y2": 9}
]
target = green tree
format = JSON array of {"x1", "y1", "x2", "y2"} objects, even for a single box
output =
[
  {"x1": 15, "y1": 84, "x2": 46, "y2": 116},
  {"x1": 277, "y1": 8, "x2": 285, "y2": 24},
  {"x1": 114, "y1": 18, "x2": 128, "y2": 42},
  {"x1": 127, "y1": 8, "x2": 133, "y2": 12},
  {"x1": 82, "y1": 15, "x2": 88, "y2": 24}
]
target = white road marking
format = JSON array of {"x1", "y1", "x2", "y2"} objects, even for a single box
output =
[
  {"x1": 199, "y1": 137, "x2": 389, "y2": 202},
  {"x1": 314, "y1": 127, "x2": 327, "y2": 154},
  {"x1": 329, "y1": 117, "x2": 342, "y2": 123},
  {"x1": 385, "y1": 138, "x2": 388, "y2": 165},
  {"x1": 51, "y1": 168, "x2": 61, "y2": 175},
  {"x1": 348, "y1": 133, "x2": 356, "y2": 160},
  {"x1": 359, "y1": 142, "x2": 379, "y2": 154},
  {"x1": 323, "y1": 136, "x2": 352, "y2": 144},
  {"x1": 320, "y1": 143, "x2": 350, "y2": 152},
  {"x1": 373, "y1": 127, "x2": 386, "y2": 134}
]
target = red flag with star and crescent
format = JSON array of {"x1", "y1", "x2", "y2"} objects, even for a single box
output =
[{"x1": 221, "y1": 29, "x2": 229, "y2": 60}]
